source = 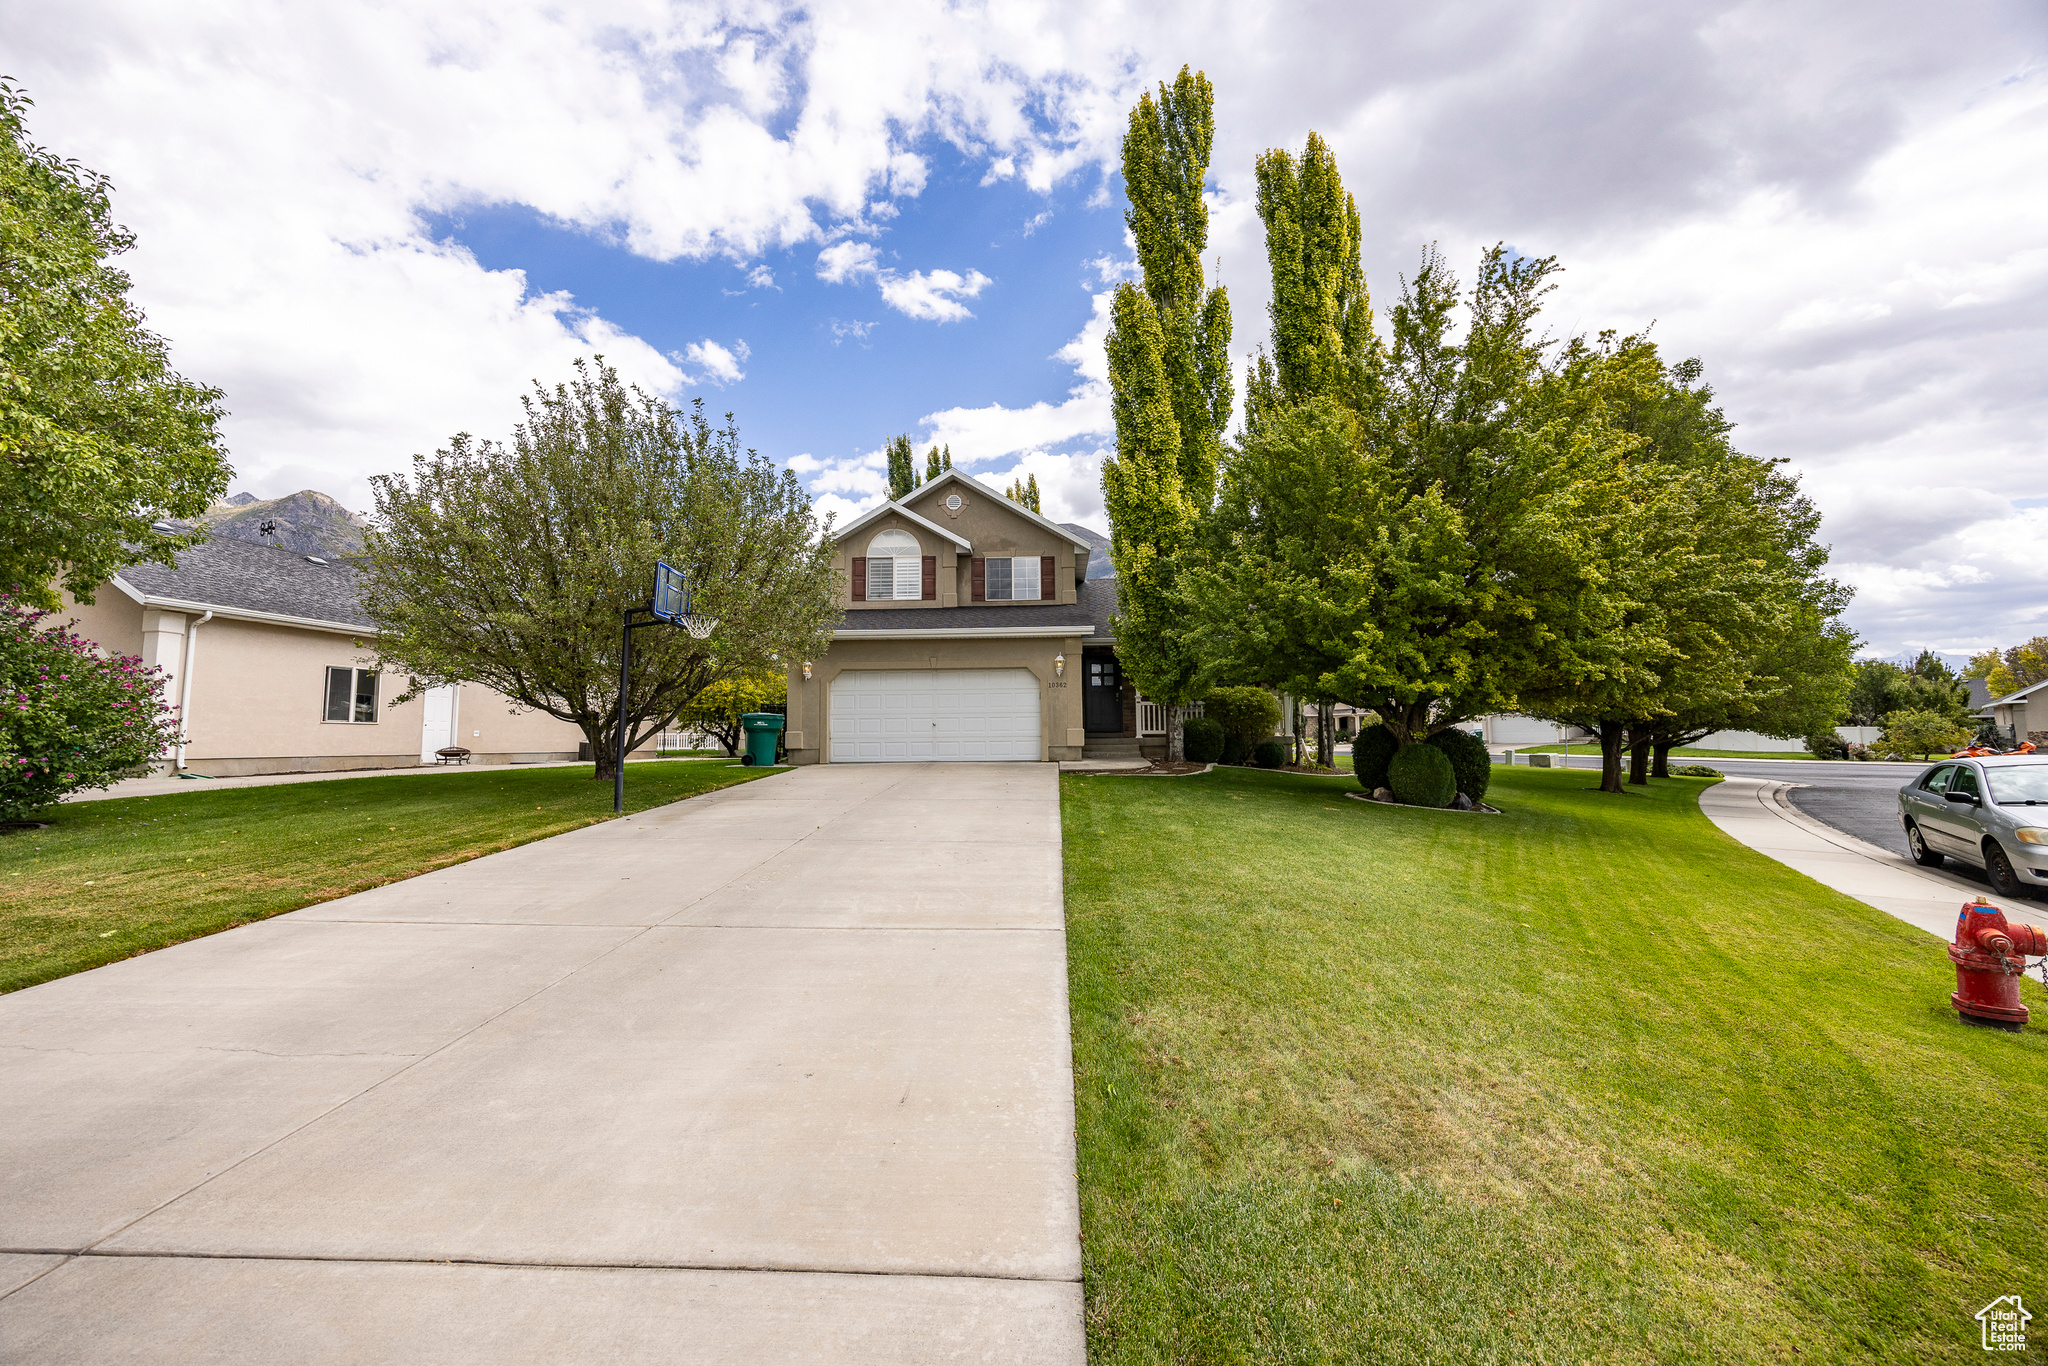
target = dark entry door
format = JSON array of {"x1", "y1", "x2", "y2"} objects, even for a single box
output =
[{"x1": 1085, "y1": 655, "x2": 1122, "y2": 732}]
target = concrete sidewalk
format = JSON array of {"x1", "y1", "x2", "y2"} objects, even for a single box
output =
[
  {"x1": 1700, "y1": 776, "x2": 1999, "y2": 940},
  {"x1": 0, "y1": 764, "x2": 1084, "y2": 1363}
]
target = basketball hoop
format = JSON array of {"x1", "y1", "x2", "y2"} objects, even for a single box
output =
[
  {"x1": 615, "y1": 560, "x2": 716, "y2": 813},
  {"x1": 682, "y1": 615, "x2": 717, "y2": 640}
]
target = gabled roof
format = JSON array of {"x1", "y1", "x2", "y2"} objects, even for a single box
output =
[
  {"x1": 905, "y1": 469, "x2": 1091, "y2": 553},
  {"x1": 114, "y1": 537, "x2": 372, "y2": 633},
  {"x1": 832, "y1": 497, "x2": 974, "y2": 552},
  {"x1": 832, "y1": 576, "x2": 1118, "y2": 641}
]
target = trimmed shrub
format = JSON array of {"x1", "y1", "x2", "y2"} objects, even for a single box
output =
[
  {"x1": 1182, "y1": 715, "x2": 1225, "y2": 763},
  {"x1": 0, "y1": 598, "x2": 180, "y2": 819},
  {"x1": 1252, "y1": 738, "x2": 1286, "y2": 769},
  {"x1": 1673, "y1": 764, "x2": 1723, "y2": 778},
  {"x1": 1220, "y1": 731, "x2": 1246, "y2": 765},
  {"x1": 1388, "y1": 742, "x2": 1457, "y2": 808},
  {"x1": 1204, "y1": 686, "x2": 1282, "y2": 758},
  {"x1": 1352, "y1": 723, "x2": 1400, "y2": 791},
  {"x1": 1804, "y1": 731, "x2": 1849, "y2": 759},
  {"x1": 1426, "y1": 727, "x2": 1491, "y2": 800}
]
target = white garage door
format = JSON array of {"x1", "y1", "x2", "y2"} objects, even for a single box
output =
[{"x1": 829, "y1": 668, "x2": 1041, "y2": 762}]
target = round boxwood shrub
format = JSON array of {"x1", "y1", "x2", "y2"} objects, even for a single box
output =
[
  {"x1": 1352, "y1": 723, "x2": 1400, "y2": 791},
  {"x1": 1388, "y1": 742, "x2": 1457, "y2": 808},
  {"x1": 1252, "y1": 737, "x2": 1287, "y2": 769},
  {"x1": 1203, "y1": 686, "x2": 1282, "y2": 759},
  {"x1": 1181, "y1": 715, "x2": 1225, "y2": 763},
  {"x1": 1425, "y1": 727, "x2": 1491, "y2": 801}
]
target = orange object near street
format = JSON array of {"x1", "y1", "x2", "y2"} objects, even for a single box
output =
[{"x1": 1949, "y1": 898, "x2": 2048, "y2": 1030}]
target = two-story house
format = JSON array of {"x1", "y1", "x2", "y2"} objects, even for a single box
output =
[{"x1": 783, "y1": 470, "x2": 1139, "y2": 764}]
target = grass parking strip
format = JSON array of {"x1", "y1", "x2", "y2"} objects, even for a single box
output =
[
  {"x1": 1063, "y1": 763, "x2": 2044, "y2": 1364},
  {"x1": 0, "y1": 761, "x2": 771, "y2": 994}
]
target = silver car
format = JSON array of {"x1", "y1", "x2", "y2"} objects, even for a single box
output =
[{"x1": 1898, "y1": 756, "x2": 2048, "y2": 897}]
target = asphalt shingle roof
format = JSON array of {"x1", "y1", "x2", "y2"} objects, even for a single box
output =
[
  {"x1": 118, "y1": 538, "x2": 372, "y2": 629},
  {"x1": 834, "y1": 575, "x2": 1118, "y2": 639}
]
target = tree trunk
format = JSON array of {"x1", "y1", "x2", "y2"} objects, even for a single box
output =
[
  {"x1": 1598, "y1": 721, "x2": 1627, "y2": 793},
  {"x1": 1628, "y1": 728, "x2": 1651, "y2": 785},
  {"x1": 1652, "y1": 742, "x2": 1673, "y2": 778},
  {"x1": 588, "y1": 724, "x2": 618, "y2": 781},
  {"x1": 1167, "y1": 704, "x2": 1186, "y2": 762},
  {"x1": 1318, "y1": 705, "x2": 1334, "y2": 769}
]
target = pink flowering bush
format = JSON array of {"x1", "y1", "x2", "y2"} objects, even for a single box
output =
[{"x1": 0, "y1": 595, "x2": 179, "y2": 819}]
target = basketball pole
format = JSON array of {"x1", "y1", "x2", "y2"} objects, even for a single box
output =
[{"x1": 615, "y1": 604, "x2": 660, "y2": 814}]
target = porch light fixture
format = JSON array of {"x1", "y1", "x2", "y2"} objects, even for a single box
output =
[
  {"x1": 1054, "y1": 653, "x2": 1065, "y2": 678},
  {"x1": 801, "y1": 660, "x2": 813, "y2": 680}
]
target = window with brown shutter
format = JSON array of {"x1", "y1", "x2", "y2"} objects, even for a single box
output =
[
  {"x1": 922, "y1": 556, "x2": 937, "y2": 600},
  {"x1": 971, "y1": 557, "x2": 985, "y2": 601},
  {"x1": 851, "y1": 557, "x2": 866, "y2": 601},
  {"x1": 1040, "y1": 555, "x2": 1055, "y2": 600}
]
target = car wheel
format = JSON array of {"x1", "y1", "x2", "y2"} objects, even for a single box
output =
[
  {"x1": 1985, "y1": 842, "x2": 2025, "y2": 897},
  {"x1": 1907, "y1": 823, "x2": 1944, "y2": 868}
]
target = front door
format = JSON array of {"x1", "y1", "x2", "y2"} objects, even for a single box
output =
[{"x1": 1084, "y1": 654, "x2": 1122, "y2": 732}]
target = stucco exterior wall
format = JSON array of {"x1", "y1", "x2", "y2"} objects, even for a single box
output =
[
  {"x1": 54, "y1": 587, "x2": 586, "y2": 776},
  {"x1": 785, "y1": 633, "x2": 1088, "y2": 764},
  {"x1": 834, "y1": 484, "x2": 1081, "y2": 612}
]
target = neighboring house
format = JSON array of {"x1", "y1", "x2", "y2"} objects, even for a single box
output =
[
  {"x1": 785, "y1": 471, "x2": 1156, "y2": 764},
  {"x1": 58, "y1": 537, "x2": 586, "y2": 776},
  {"x1": 1984, "y1": 679, "x2": 2048, "y2": 745}
]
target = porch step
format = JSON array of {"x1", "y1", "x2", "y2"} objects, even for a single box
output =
[{"x1": 1082, "y1": 737, "x2": 1146, "y2": 760}]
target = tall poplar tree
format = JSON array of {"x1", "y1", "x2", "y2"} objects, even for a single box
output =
[
  {"x1": 885, "y1": 434, "x2": 918, "y2": 500},
  {"x1": 1244, "y1": 132, "x2": 1379, "y2": 436},
  {"x1": 1102, "y1": 66, "x2": 1231, "y2": 759}
]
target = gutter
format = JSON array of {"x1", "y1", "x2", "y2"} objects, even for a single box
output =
[
  {"x1": 175, "y1": 610, "x2": 212, "y2": 770},
  {"x1": 830, "y1": 625, "x2": 1096, "y2": 640}
]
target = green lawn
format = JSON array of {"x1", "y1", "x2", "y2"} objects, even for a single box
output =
[
  {"x1": 0, "y1": 760, "x2": 770, "y2": 994},
  {"x1": 1063, "y1": 764, "x2": 2044, "y2": 1364},
  {"x1": 1509, "y1": 743, "x2": 1819, "y2": 759}
]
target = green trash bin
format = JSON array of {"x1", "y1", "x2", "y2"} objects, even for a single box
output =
[{"x1": 740, "y1": 712, "x2": 784, "y2": 767}]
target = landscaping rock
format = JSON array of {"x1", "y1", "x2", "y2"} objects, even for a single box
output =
[
  {"x1": 1451, "y1": 792, "x2": 1473, "y2": 810},
  {"x1": 1370, "y1": 787, "x2": 1395, "y2": 803}
]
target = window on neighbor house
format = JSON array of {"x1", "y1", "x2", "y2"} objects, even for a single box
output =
[
  {"x1": 985, "y1": 556, "x2": 1039, "y2": 601},
  {"x1": 865, "y1": 529, "x2": 923, "y2": 600},
  {"x1": 324, "y1": 666, "x2": 379, "y2": 723}
]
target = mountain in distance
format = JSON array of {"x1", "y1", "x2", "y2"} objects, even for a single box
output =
[
  {"x1": 1059, "y1": 522, "x2": 1116, "y2": 579},
  {"x1": 193, "y1": 490, "x2": 368, "y2": 559}
]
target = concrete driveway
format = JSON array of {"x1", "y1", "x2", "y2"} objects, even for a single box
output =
[{"x1": 0, "y1": 764, "x2": 1083, "y2": 1364}]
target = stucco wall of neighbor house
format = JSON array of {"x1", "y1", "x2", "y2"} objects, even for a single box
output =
[
  {"x1": 784, "y1": 633, "x2": 1088, "y2": 765},
  {"x1": 55, "y1": 588, "x2": 584, "y2": 776}
]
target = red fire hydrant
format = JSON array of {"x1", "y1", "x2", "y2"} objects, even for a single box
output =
[{"x1": 1949, "y1": 898, "x2": 2048, "y2": 1031}]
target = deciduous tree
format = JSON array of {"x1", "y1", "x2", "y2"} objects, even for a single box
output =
[
  {"x1": 673, "y1": 668, "x2": 786, "y2": 756},
  {"x1": 359, "y1": 359, "x2": 837, "y2": 780},
  {"x1": 885, "y1": 434, "x2": 918, "y2": 500},
  {"x1": 0, "y1": 82, "x2": 230, "y2": 607},
  {"x1": 1005, "y1": 474, "x2": 1041, "y2": 512}
]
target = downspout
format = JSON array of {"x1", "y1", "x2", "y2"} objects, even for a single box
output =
[{"x1": 175, "y1": 611, "x2": 212, "y2": 770}]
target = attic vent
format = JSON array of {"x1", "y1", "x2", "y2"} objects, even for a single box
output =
[{"x1": 304, "y1": 555, "x2": 328, "y2": 565}]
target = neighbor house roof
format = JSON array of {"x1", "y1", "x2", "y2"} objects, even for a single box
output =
[
  {"x1": 832, "y1": 576, "x2": 1117, "y2": 640},
  {"x1": 1987, "y1": 677, "x2": 2048, "y2": 708},
  {"x1": 113, "y1": 538, "x2": 372, "y2": 633}
]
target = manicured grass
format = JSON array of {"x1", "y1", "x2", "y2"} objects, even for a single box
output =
[
  {"x1": 1510, "y1": 743, "x2": 1818, "y2": 759},
  {"x1": 0, "y1": 761, "x2": 770, "y2": 994},
  {"x1": 1063, "y1": 764, "x2": 2044, "y2": 1364}
]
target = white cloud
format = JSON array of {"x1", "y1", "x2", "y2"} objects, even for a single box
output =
[
  {"x1": 876, "y1": 267, "x2": 993, "y2": 322},
  {"x1": 744, "y1": 263, "x2": 776, "y2": 290},
  {"x1": 828, "y1": 318, "x2": 877, "y2": 345},
  {"x1": 815, "y1": 241, "x2": 880, "y2": 283},
  {"x1": 678, "y1": 338, "x2": 748, "y2": 385}
]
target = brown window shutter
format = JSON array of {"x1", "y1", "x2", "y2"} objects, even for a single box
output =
[
  {"x1": 851, "y1": 557, "x2": 866, "y2": 601},
  {"x1": 1040, "y1": 555, "x2": 1055, "y2": 600},
  {"x1": 922, "y1": 556, "x2": 936, "y2": 600},
  {"x1": 971, "y1": 557, "x2": 985, "y2": 602}
]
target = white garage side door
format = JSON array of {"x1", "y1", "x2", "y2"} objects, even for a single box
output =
[{"x1": 829, "y1": 668, "x2": 1042, "y2": 762}]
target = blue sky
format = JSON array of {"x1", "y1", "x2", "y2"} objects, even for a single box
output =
[{"x1": 9, "y1": 0, "x2": 2048, "y2": 659}]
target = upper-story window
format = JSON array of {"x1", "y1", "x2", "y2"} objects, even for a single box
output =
[
  {"x1": 864, "y1": 529, "x2": 923, "y2": 600},
  {"x1": 984, "y1": 556, "x2": 1041, "y2": 601}
]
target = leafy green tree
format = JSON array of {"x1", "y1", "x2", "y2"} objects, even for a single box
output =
[
  {"x1": 0, "y1": 82, "x2": 230, "y2": 607},
  {"x1": 673, "y1": 667, "x2": 786, "y2": 756},
  {"x1": 1201, "y1": 685, "x2": 1281, "y2": 758},
  {"x1": 1244, "y1": 131, "x2": 1379, "y2": 437},
  {"x1": 0, "y1": 595, "x2": 179, "y2": 817},
  {"x1": 1005, "y1": 473, "x2": 1041, "y2": 512},
  {"x1": 1103, "y1": 66, "x2": 1232, "y2": 759},
  {"x1": 1879, "y1": 708, "x2": 1971, "y2": 761},
  {"x1": 923, "y1": 444, "x2": 952, "y2": 483},
  {"x1": 1845, "y1": 659, "x2": 1969, "y2": 727},
  {"x1": 359, "y1": 359, "x2": 837, "y2": 780},
  {"x1": 885, "y1": 434, "x2": 919, "y2": 500}
]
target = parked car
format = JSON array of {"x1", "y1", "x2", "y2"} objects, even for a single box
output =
[{"x1": 1897, "y1": 756, "x2": 2048, "y2": 896}]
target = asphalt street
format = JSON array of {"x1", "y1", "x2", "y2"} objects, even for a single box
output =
[{"x1": 1532, "y1": 754, "x2": 1927, "y2": 856}]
